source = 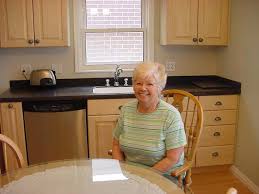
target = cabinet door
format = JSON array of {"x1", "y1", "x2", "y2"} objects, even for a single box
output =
[
  {"x1": 0, "y1": 103, "x2": 27, "y2": 171},
  {"x1": 33, "y1": 0, "x2": 69, "y2": 47},
  {"x1": 0, "y1": 0, "x2": 34, "y2": 47},
  {"x1": 160, "y1": 0, "x2": 198, "y2": 45},
  {"x1": 88, "y1": 115, "x2": 118, "y2": 158},
  {"x1": 198, "y1": 0, "x2": 229, "y2": 45}
]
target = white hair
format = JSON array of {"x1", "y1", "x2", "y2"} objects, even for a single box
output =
[{"x1": 132, "y1": 62, "x2": 167, "y2": 92}]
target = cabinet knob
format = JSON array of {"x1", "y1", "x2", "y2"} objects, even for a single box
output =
[
  {"x1": 35, "y1": 39, "x2": 40, "y2": 44},
  {"x1": 215, "y1": 101, "x2": 223, "y2": 106},
  {"x1": 28, "y1": 39, "x2": 34, "y2": 44},
  {"x1": 199, "y1": 38, "x2": 204, "y2": 42},
  {"x1": 8, "y1": 104, "x2": 13, "y2": 109},
  {"x1": 212, "y1": 152, "x2": 219, "y2": 157},
  {"x1": 214, "y1": 116, "x2": 222, "y2": 121},
  {"x1": 213, "y1": 131, "x2": 221, "y2": 136},
  {"x1": 118, "y1": 105, "x2": 122, "y2": 110},
  {"x1": 192, "y1": 38, "x2": 198, "y2": 42}
]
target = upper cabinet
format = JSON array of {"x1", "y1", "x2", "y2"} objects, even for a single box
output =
[
  {"x1": 0, "y1": 0, "x2": 70, "y2": 48},
  {"x1": 160, "y1": 0, "x2": 230, "y2": 45}
]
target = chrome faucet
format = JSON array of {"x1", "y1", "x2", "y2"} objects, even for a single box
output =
[{"x1": 114, "y1": 65, "x2": 123, "y2": 86}]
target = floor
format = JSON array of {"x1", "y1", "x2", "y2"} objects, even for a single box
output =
[{"x1": 191, "y1": 165, "x2": 253, "y2": 194}]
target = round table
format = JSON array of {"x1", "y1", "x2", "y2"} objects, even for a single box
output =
[{"x1": 0, "y1": 159, "x2": 184, "y2": 194}]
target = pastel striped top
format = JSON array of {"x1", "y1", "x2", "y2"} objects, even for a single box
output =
[{"x1": 113, "y1": 99, "x2": 187, "y2": 175}]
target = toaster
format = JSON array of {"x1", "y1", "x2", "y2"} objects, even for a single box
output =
[{"x1": 30, "y1": 69, "x2": 56, "y2": 86}]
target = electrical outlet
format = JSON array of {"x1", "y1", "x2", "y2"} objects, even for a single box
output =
[
  {"x1": 51, "y1": 64, "x2": 62, "y2": 74},
  {"x1": 21, "y1": 64, "x2": 32, "y2": 74},
  {"x1": 166, "y1": 61, "x2": 176, "y2": 72}
]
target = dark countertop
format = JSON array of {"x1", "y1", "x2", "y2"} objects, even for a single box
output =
[{"x1": 0, "y1": 76, "x2": 241, "y2": 102}]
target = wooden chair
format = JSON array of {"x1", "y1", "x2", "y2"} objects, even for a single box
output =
[
  {"x1": 162, "y1": 89, "x2": 204, "y2": 194},
  {"x1": 0, "y1": 134, "x2": 25, "y2": 169}
]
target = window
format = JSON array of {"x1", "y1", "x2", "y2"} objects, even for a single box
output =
[{"x1": 74, "y1": 0, "x2": 154, "y2": 72}]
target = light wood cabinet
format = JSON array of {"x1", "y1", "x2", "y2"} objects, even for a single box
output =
[
  {"x1": 0, "y1": 0, "x2": 69, "y2": 47},
  {"x1": 0, "y1": 102, "x2": 27, "y2": 171},
  {"x1": 196, "y1": 95, "x2": 238, "y2": 167},
  {"x1": 88, "y1": 95, "x2": 239, "y2": 167},
  {"x1": 88, "y1": 115, "x2": 118, "y2": 158},
  {"x1": 87, "y1": 98, "x2": 133, "y2": 158},
  {"x1": 160, "y1": 0, "x2": 230, "y2": 45}
]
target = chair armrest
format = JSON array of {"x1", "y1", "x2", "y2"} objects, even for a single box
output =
[{"x1": 171, "y1": 161, "x2": 192, "y2": 177}]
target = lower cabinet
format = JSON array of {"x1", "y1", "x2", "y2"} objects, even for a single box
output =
[
  {"x1": 88, "y1": 115, "x2": 118, "y2": 158},
  {"x1": 0, "y1": 94, "x2": 239, "y2": 170},
  {"x1": 88, "y1": 95, "x2": 239, "y2": 168},
  {"x1": 0, "y1": 102, "x2": 28, "y2": 171},
  {"x1": 196, "y1": 95, "x2": 239, "y2": 167},
  {"x1": 87, "y1": 98, "x2": 133, "y2": 158}
]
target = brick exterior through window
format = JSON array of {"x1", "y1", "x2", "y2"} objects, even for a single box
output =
[{"x1": 85, "y1": 0, "x2": 143, "y2": 64}]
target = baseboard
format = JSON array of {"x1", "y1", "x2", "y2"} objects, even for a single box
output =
[{"x1": 230, "y1": 165, "x2": 259, "y2": 194}]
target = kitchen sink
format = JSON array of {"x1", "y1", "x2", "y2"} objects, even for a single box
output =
[{"x1": 92, "y1": 86, "x2": 134, "y2": 94}]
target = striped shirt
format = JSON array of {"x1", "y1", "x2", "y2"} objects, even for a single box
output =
[{"x1": 113, "y1": 99, "x2": 187, "y2": 175}]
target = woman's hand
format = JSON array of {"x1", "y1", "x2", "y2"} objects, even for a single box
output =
[
  {"x1": 152, "y1": 147, "x2": 184, "y2": 173},
  {"x1": 112, "y1": 138, "x2": 125, "y2": 161}
]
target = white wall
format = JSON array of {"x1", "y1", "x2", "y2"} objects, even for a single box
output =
[
  {"x1": 217, "y1": 0, "x2": 259, "y2": 186},
  {"x1": 0, "y1": 1, "x2": 217, "y2": 93}
]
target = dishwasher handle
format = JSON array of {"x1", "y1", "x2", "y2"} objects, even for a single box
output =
[{"x1": 23, "y1": 100, "x2": 86, "y2": 112}]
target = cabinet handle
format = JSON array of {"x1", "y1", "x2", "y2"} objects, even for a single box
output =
[
  {"x1": 28, "y1": 39, "x2": 34, "y2": 44},
  {"x1": 198, "y1": 38, "x2": 204, "y2": 42},
  {"x1": 118, "y1": 105, "x2": 122, "y2": 110},
  {"x1": 213, "y1": 132, "x2": 221, "y2": 136},
  {"x1": 8, "y1": 104, "x2": 13, "y2": 109},
  {"x1": 215, "y1": 101, "x2": 223, "y2": 106},
  {"x1": 192, "y1": 38, "x2": 198, "y2": 42},
  {"x1": 35, "y1": 39, "x2": 40, "y2": 44},
  {"x1": 214, "y1": 117, "x2": 222, "y2": 121},
  {"x1": 212, "y1": 152, "x2": 219, "y2": 157}
]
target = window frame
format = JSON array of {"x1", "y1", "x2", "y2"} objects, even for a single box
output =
[{"x1": 73, "y1": 0, "x2": 154, "y2": 73}]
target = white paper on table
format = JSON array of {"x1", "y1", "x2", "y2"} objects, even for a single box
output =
[{"x1": 92, "y1": 159, "x2": 128, "y2": 182}]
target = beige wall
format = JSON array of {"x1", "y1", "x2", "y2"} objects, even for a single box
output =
[
  {"x1": 217, "y1": 0, "x2": 259, "y2": 186},
  {"x1": 0, "y1": 1, "x2": 217, "y2": 93}
]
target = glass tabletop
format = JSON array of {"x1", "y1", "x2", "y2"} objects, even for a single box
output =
[{"x1": 0, "y1": 159, "x2": 184, "y2": 194}]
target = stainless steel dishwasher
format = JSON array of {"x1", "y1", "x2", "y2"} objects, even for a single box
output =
[{"x1": 23, "y1": 100, "x2": 88, "y2": 165}]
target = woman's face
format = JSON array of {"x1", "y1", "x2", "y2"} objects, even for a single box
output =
[{"x1": 133, "y1": 74, "x2": 160, "y2": 106}]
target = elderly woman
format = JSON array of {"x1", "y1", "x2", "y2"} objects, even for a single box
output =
[{"x1": 112, "y1": 62, "x2": 186, "y2": 178}]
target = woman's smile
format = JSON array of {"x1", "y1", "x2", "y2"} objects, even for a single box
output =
[{"x1": 133, "y1": 75, "x2": 160, "y2": 112}]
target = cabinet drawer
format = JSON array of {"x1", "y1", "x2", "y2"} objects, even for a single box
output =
[
  {"x1": 196, "y1": 145, "x2": 234, "y2": 167},
  {"x1": 199, "y1": 125, "x2": 236, "y2": 146},
  {"x1": 204, "y1": 110, "x2": 237, "y2": 125},
  {"x1": 88, "y1": 98, "x2": 134, "y2": 115},
  {"x1": 199, "y1": 95, "x2": 238, "y2": 110}
]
